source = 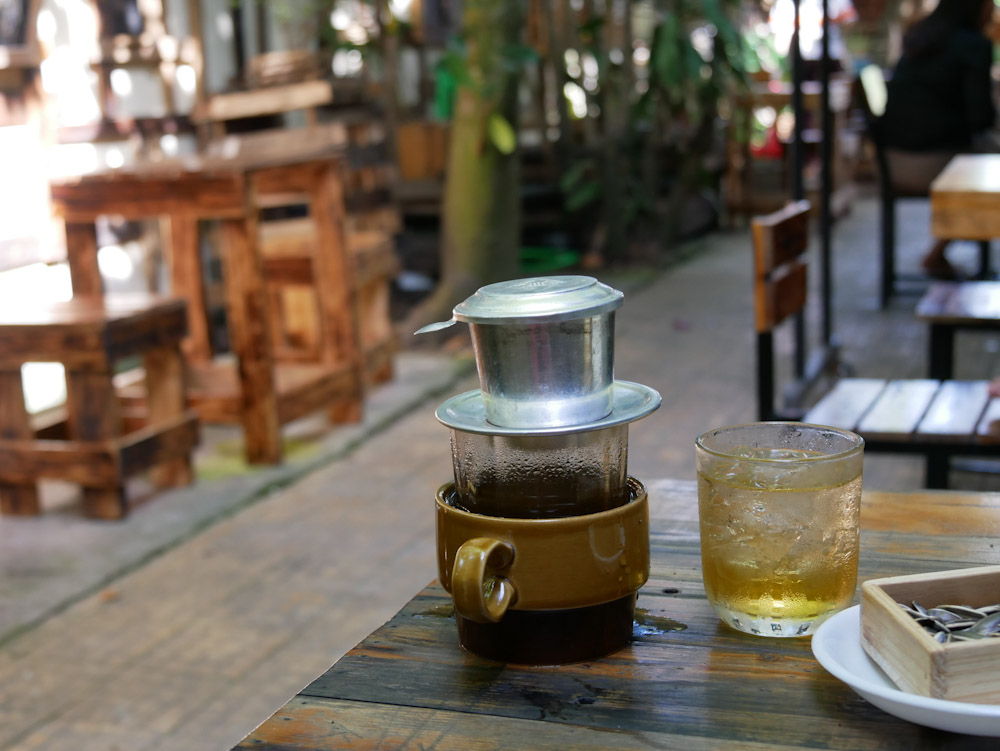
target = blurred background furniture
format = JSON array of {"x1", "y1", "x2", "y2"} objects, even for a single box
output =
[
  {"x1": 0, "y1": 294, "x2": 197, "y2": 519},
  {"x1": 724, "y1": 77, "x2": 858, "y2": 222},
  {"x1": 931, "y1": 154, "x2": 1000, "y2": 260},
  {"x1": 49, "y1": 146, "x2": 367, "y2": 465},
  {"x1": 753, "y1": 202, "x2": 999, "y2": 488},
  {"x1": 211, "y1": 122, "x2": 401, "y2": 385},
  {"x1": 236, "y1": 479, "x2": 1000, "y2": 750},
  {"x1": 917, "y1": 281, "x2": 1000, "y2": 381},
  {"x1": 857, "y1": 66, "x2": 991, "y2": 308}
]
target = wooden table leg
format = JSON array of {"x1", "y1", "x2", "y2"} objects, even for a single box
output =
[
  {"x1": 66, "y1": 370, "x2": 126, "y2": 519},
  {"x1": 0, "y1": 370, "x2": 40, "y2": 515},
  {"x1": 219, "y1": 215, "x2": 282, "y2": 464},
  {"x1": 310, "y1": 163, "x2": 363, "y2": 423},
  {"x1": 925, "y1": 450, "x2": 951, "y2": 490},
  {"x1": 144, "y1": 344, "x2": 194, "y2": 487},
  {"x1": 164, "y1": 215, "x2": 213, "y2": 362},
  {"x1": 65, "y1": 222, "x2": 103, "y2": 298}
]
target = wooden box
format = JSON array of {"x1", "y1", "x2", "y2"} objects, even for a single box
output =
[{"x1": 860, "y1": 566, "x2": 1000, "y2": 704}]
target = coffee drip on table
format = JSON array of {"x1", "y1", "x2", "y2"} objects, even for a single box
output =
[{"x1": 418, "y1": 276, "x2": 660, "y2": 664}]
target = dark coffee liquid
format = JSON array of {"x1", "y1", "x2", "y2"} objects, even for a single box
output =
[
  {"x1": 451, "y1": 477, "x2": 629, "y2": 519},
  {"x1": 450, "y1": 427, "x2": 629, "y2": 518},
  {"x1": 456, "y1": 594, "x2": 637, "y2": 664}
]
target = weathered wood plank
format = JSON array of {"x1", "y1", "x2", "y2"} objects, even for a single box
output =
[
  {"x1": 66, "y1": 365, "x2": 124, "y2": 518},
  {"x1": 931, "y1": 155, "x2": 1000, "y2": 240},
  {"x1": 237, "y1": 695, "x2": 812, "y2": 751},
  {"x1": 752, "y1": 201, "x2": 810, "y2": 333},
  {"x1": 916, "y1": 380, "x2": 991, "y2": 441},
  {"x1": 916, "y1": 281, "x2": 1000, "y2": 326},
  {"x1": 803, "y1": 378, "x2": 886, "y2": 430},
  {"x1": 218, "y1": 210, "x2": 282, "y2": 464},
  {"x1": 118, "y1": 411, "x2": 199, "y2": 479},
  {"x1": 164, "y1": 214, "x2": 213, "y2": 362},
  {"x1": 64, "y1": 222, "x2": 102, "y2": 298},
  {"x1": 51, "y1": 173, "x2": 246, "y2": 221},
  {"x1": 855, "y1": 379, "x2": 940, "y2": 439},
  {"x1": 103, "y1": 302, "x2": 189, "y2": 363},
  {"x1": 0, "y1": 325, "x2": 106, "y2": 370},
  {"x1": 239, "y1": 481, "x2": 1000, "y2": 750},
  {"x1": 251, "y1": 161, "x2": 329, "y2": 196},
  {"x1": 0, "y1": 370, "x2": 40, "y2": 514},
  {"x1": 276, "y1": 365, "x2": 357, "y2": 426},
  {"x1": 309, "y1": 162, "x2": 364, "y2": 423},
  {"x1": 260, "y1": 256, "x2": 314, "y2": 285},
  {"x1": 142, "y1": 343, "x2": 196, "y2": 487},
  {"x1": 976, "y1": 398, "x2": 1000, "y2": 442},
  {"x1": 193, "y1": 79, "x2": 333, "y2": 123},
  {"x1": 0, "y1": 439, "x2": 118, "y2": 485},
  {"x1": 0, "y1": 296, "x2": 188, "y2": 369}
]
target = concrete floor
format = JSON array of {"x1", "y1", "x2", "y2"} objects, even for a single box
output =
[{"x1": 1, "y1": 189, "x2": 999, "y2": 750}]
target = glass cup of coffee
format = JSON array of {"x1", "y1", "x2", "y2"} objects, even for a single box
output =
[{"x1": 695, "y1": 422, "x2": 864, "y2": 637}]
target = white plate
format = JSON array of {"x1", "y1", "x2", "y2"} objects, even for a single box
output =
[{"x1": 812, "y1": 605, "x2": 1000, "y2": 736}]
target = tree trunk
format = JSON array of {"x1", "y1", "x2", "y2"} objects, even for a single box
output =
[
  {"x1": 404, "y1": 0, "x2": 525, "y2": 333},
  {"x1": 659, "y1": 96, "x2": 719, "y2": 252}
]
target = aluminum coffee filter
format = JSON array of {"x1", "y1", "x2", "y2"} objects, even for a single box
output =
[
  {"x1": 414, "y1": 276, "x2": 623, "y2": 332},
  {"x1": 416, "y1": 275, "x2": 628, "y2": 428},
  {"x1": 453, "y1": 276, "x2": 623, "y2": 325}
]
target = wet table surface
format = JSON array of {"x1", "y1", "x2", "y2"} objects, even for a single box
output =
[{"x1": 235, "y1": 478, "x2": 1000, "y2": 750}]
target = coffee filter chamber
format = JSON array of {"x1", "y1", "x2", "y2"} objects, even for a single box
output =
[{"x1": 448, "y1": 424, "x2": 629, "y2": 519}]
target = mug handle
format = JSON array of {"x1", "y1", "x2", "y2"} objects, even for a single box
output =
[{"x1": 452, "y1": 537, "x2": 516, "y2": 623}]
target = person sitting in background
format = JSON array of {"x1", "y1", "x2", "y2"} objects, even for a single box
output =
[{"x1": 882, "y1": 0, "x2": 997, "y2": 279}]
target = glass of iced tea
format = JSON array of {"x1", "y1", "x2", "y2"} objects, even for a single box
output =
[{"x1": 695, "y1": 422, "x2": 864, "y2": 637}]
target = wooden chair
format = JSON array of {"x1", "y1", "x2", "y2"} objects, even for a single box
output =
[
  {"x1": 258, "y1": 220, "x2": 400, "y2": 384},
  {"x1": 248, "y1": 119, "x2": 402, "y2": 385},
  {"x1": 752, "y1": 200, "x2": 813, "y2": 421},
  {"x1": 50, "y1": 155, "x2": 367, "y2": 466},
  {"x1": 753, "y1": 201, "x2": 1000, "y2": 488},
  {"x1": 0, "y1": 295, "x2": 199, "y2": 519},
  {"x1": 856, "y1": 65, "x2": 990, "y2": 308}
]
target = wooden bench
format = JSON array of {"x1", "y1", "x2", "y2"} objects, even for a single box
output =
[
  {"x1": 753, "y1": 202, "x2": 999, "y2": 488},
  {"x1": 0, "y1": 295, "x2": 199, "y2": 519},
  {"x1": 916, "y1": 280, "x2": 1000, "y2": 380}
]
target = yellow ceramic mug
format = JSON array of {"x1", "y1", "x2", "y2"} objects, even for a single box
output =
[{"x1": 436, "y1": 478, "x2": 649, "y2": 624}]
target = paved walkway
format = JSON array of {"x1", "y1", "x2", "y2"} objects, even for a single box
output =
[{"x1": 1, "y1": 191, "x2": 998, "y2": 750}]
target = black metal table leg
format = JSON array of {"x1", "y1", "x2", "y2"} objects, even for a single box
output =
[{"x1": 927, "y1": 323, "x2": 954, "y2": 380}]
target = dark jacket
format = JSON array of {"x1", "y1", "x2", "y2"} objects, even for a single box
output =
[{"x1": 883, "y1": 28, "x2": 996, "y2": 152}]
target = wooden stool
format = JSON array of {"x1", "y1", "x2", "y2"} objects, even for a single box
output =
[{"x1": 0, "y1": 294, "x2": 199, "y2": 519}]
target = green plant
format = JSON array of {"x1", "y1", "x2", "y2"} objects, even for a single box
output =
[{"x1": 559, "y1": 0, "x2": 756, "y2": 262}]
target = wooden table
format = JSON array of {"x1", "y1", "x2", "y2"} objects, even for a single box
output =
[
  {"x1": 49, "y1": 145, "x2": 364, "y2": 464},
  {"x1": 932, "y1": 154, "x2": 1000, "y2": 240},
  {"x1": 917, "y1": 281, "x2": 1000, "y2": 380},
  {"x1": 236, "y1": 479, "x2": 1000, "y2": 749},
  {"x1": 931, "y1": 154, "x2": 1000, "y2": 276}
]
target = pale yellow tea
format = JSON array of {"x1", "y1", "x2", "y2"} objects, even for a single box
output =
[{"x1": 696, "y1": 438, "x2": 862, "y2": 637}]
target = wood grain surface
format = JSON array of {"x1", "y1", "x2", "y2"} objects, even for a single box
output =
[
  {"x1": 236, "y1": 479, "x2": 1000, "y2": 750},
  {"x1": 931, "y1": 155, "x2": 1000, "y2": 241}
]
